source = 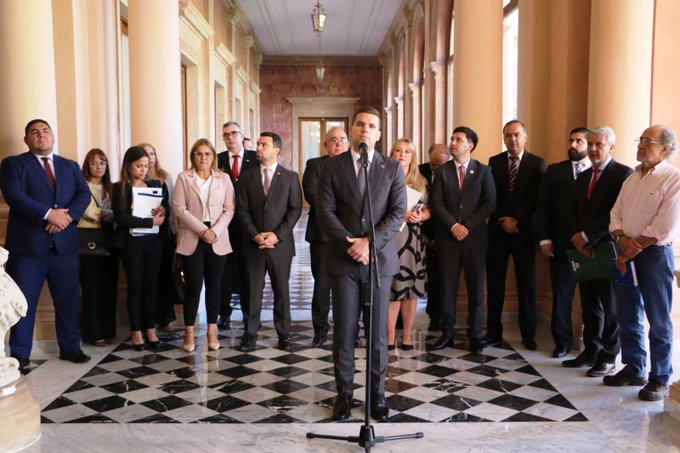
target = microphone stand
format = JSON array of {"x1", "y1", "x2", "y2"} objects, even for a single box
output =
[{"x1": 307, "y1": 148, "x2": 423, "y2": 452}]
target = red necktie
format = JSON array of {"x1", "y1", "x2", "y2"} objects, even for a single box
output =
[
  {"x1": 42, "y1": 157, "x2": 56, "y2": 191},
  {"x1": 231, "y1": 154, "x2": 239, "y2": 180},
  {"x1": 586, "y1": 167, "x2": 600, "y2": 201},
  {"x1": 458, "y1": 165, "x2": 465, "y2": 190}
]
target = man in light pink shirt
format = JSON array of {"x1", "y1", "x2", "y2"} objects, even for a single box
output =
[{"x1": 605, "y1": 124, "x2": 680, "y2": 401}]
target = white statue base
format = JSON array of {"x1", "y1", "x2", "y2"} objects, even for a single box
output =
[{"x1": 0, "y1": 376, "x2": 41, "y2": 451}]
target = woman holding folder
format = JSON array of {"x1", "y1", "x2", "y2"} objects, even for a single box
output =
[
  {"x1": 112, "y1": 146, "x2": 169, "y2": 350},
  {"x1": 173, "y1": 139, "x2": 235, "y2": 352}
]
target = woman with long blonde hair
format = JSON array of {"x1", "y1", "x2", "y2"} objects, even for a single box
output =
[{"x1": 387, "y1": 138, "x2": 429, "y2": 351}]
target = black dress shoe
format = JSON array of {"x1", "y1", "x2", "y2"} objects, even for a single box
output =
[
  {"x1": 132, "y1": 343, "x2": 145, "y2": 351},
  {"x1": 562, "y1": 352, "x2": 596, "y2": 368},
  {"x1": 147, "y1": 340, "x2": 160, "y2": 350},
  {"x1": 587, "y1": 361, "x2": 615, "y2": 377},
  {"x1": 278, "y1": 336, "x2": 292, "y2": 351},
  {"x1": 480, "y1": 333, "x2": 503, "y2": 348},
  {"x1": 431, "y1": 334, "x2": 453, "y2": 351},
  {"x1": 59, "y1": 349, "x2": 91, "y2": 364},
  {"x1": 370, "y1": 394, "x2": 389, "y2": 421},
  {"x1": 13, "y1": 357, "x2": 30, "y2": 374},
  {"x1": 468, "y1": 338, "x2": 485, "y2": 354},
  {"x1": 400, "y1": 343, "x2": 414, "y2": 351},
  {"x1": 239, "y1": 334, "x2": 256, "y2": 352},
  {"x1": 552, "y1": 347, "x2": 569, "y2": 358},
  {"x1": 311, "y1": 332, "x2": 327, "y2": 348},
  {"x1": 603, "y1": 370, "x2": 647, "y2": 387},
  {"x1": 332, "y1": 395, "x2": 352, "y2": 421},
  {"x1": 217, "y1": 317, "x2": 231, "y2": 330},
  {"x1": 522, "y1": 338, "x2": 537, "y2": 351}
]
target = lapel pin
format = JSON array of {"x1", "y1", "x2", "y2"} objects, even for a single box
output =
[{"x1": 470, "y1": 170, "x2": 475, "y2": 175}]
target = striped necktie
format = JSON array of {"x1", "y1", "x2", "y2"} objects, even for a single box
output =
[{"x1": 508, "y1": 156, "x2": 519, "y2": 192}]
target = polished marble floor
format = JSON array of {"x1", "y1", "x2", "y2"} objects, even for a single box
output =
[{"x1": 14, "y1": 212, "x2": 680, "y2": 451}]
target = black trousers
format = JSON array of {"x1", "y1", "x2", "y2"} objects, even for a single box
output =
[
  {"x1": 80, "y1": 253, "x2": 119, "y2": 343},
  {"x1": 156, "y1": 235, "x2": 177, "y2": 326},
  {"x1": 181, "y1": 241, "x2": 227, "y2": 325},
  {"x1": 439, "y1": 244, "x2": 485, "y2": 339},
  {"x1": 549, "y1": 255, "x2": 577, "y2": 351},
  {"x1": 220, "y1": 250, "x2": 250, "y2": 321},
  {"x1": 579, "y1": 277, "x2": 620, "y2": 362},
  {"x1": 310, "y1": 241, "x2": 331, "y2": 335},
  {"x1": 120, "y1": 236, "x2": 162, "y2": 331},
  {"x1": 424, "y1": 245, "x2": 441, "y2": 323},
  {"x1": 486, "y1": 231, "x2": 537, "y2": 341},
  {"x1": 244, "y1": 254, "x2": 292, "y2": 337}
]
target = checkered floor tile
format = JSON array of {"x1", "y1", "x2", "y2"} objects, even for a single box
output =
[{"x1": 41, "y1": 323, "x2": 586, "y2": 424}]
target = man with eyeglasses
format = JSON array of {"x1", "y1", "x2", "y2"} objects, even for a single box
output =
[
  {"x1": 606, "y1": 124, "x2": 680, "y2": 401},
  {"x1": 565, "y1": 126, "x2": 632, "y2": 378},
  {"x1": 302, "y1": 127, "x2": 350, "y2": 347},
  {"x1": 216, "y1": 121, "x2": 258, "y2": 330}
]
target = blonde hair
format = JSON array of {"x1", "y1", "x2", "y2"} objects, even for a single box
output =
[
  {"x1": 137, "y1": 142, "x2": 169, "y2": 181},
  {"x1": 390, "y1": 138, "x2": 426, "y2": 194}
]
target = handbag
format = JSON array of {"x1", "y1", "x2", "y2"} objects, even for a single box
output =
[
  {"x1": 78, "y1": 193, "x2": 113, "y2": 258},
  {"x1": 78, "y1": 227, "x2": 112, "y2": 258},
  {"x1": 170, "y1": 254, "x2": 186, "y2": 303}
]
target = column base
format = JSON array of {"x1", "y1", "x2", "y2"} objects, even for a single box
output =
[{"x1": 0, "y1": 376, "x2": 41, "y2": 452}]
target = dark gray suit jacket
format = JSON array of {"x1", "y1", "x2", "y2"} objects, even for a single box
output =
[
  {"x1": 302, "y1": 155, "x2": 329, "y2": 243},
  {"x1": 430, "y1": 159, "x2": 496, "y2": 250},
  {"x1": 317, "y1": 150, "x2": 407, "y2": 277},
  {"x1": 536, "y1": 160, "x2": 580, "y2": 256},
  {"x1": 237, "y1": 164, "x2": 302, "y2": 257}
]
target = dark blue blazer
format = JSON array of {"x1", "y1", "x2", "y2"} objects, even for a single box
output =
[{"x1": 0, "y1": 151, "x2": 90, "y2": 256}]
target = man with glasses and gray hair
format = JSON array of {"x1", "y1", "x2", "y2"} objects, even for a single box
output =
[
  {"x1": 217, "y1": 121, "x2": 258, "y2": 330},
  {"x1": 302, "y1": 127, "x2": 350, "y2": 347},
  {"x1": 606, "y1": 124, "x2": 680, "y2": 401}
]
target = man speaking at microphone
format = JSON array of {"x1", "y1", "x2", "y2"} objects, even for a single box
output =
[{"x1": 317, "y1": 106, "x2": 406, "y2": 421}]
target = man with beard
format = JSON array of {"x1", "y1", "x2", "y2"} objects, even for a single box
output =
[{"x1": 536, "y1": 128, "x2": 590, "y2": 358}]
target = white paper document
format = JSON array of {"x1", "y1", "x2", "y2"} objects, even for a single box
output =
[
  {"x1": 130, "y1": 187, "x2": 163, "y2": 235},
  {"x1": 400, "y1": 186, "x2": 423, "y2": 231}
]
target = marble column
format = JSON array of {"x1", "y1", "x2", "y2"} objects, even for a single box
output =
[
  {"x1": 452, "y1": 0, "x2": 504, "y2": 163},
  {"x1": 587, "y1": 0, "x2": 654, "y2": 167},
  {"x1": 0, "y1": 0, "x2": 59, "y2": 157},
  {"x1": 128, "y1": 0, "x2": 184, "y2": 177}
]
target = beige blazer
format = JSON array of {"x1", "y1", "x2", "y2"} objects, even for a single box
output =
[{"x1": 173, "y1": 169, "x2": 235, "y2": 256}]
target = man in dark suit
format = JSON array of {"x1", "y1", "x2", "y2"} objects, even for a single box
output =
[
  {"x1": 217, "y1": 121, "x2": 258, "y2": 329},
  {"x1": 536, "y1": 127, "x2": 591, "y2": 358},
  {"x1": 317, "y1": 106, "x2": 406, "y2": 422},
  {"x1": 418, "y1": 143, "x2": 450, "y2": 331},
  {"x1": 563, "y1": 126, "x2": 633, "y2": 377},
  {"x1": 485, "y1": 120, "x2": 546, "y2": 350},
  {"x1": 302, "y1": 127, "x2": 349, "y2": 347},
  {"x1": 0, "y1": 119, "x2": 92, "y2": 371},
  {"x1": 236, "y1": 131, "x2": 302, "y2": 352},
  {"x1": 430, "y1": 127, "x2": 496, "y2": 354}
]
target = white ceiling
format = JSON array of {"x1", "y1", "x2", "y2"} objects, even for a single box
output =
[{"x1": 237, "y1": 0, "x2": 403, "y2": 57}]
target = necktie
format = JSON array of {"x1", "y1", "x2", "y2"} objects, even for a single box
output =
[
  {"x1": 231, "y1": 154, "x2": 239, "y2": 180},
  {"x1": 586, "y1": 167, "x2": 600, "y2": 201},
  {"x1": 574, "y1": 162, "x2": 584, "y2": 179},
  {"x1": 42, "y1": 157, "x2": 56, "y2": 191},
  {"x1": 508, "y1": 155, "x2": 519, "y2": 192},
  {"x1": 263, "y1": 167, "x2": 271, "y2": 196},
  {"x1": 458, "y1": 165, "x2": 465, "y2": 190},
  {"x1": 357, "y1": 157, "x2": 367, "y2": 199}
]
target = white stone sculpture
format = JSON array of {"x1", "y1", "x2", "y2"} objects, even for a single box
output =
[{"x1": 0, "y1": 247, "x2": 28, "y2": 388}]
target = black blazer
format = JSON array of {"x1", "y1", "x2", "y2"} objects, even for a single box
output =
[
  {"x1": 430, "y1": 159, "x2": 496, "y2": 250},
  {"x1": 488, "y1": 149, "x2": 546, "y2": 240},
  {"x1": 217, "y1": 149, "x2": 258, "y2": 254},
  {"x1": 236, "y1": 164, "x2": 302, "y2": 258},
  {"x1": 317, "y1": 150, "x2": 407, "y2": 277},
  {"x1": 112, "y1": 179, "x2": 170, "y2": 250},
  {"x1": 418, "y1": 162, "x2": 437, "y2": 241},
  {"x1": 573, "y1": 159, "x2": 633, "y2": 245},
  {"x1": 536, "y1": 160, "x2": 580, "y2": 256},
  {"x1": 302, "y1": 155, "x2": 330, "y2": 243}
]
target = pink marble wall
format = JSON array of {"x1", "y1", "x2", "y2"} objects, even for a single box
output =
[{"x1": 259, "y1": 65, "x2": 383, "y2": 169}]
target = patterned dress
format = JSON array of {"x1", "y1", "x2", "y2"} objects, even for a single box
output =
[{"x1": 390, "y1": 190, "x2": 427, "y2": 300}]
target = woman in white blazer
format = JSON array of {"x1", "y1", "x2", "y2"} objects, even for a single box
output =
[{"x1": 173, "y1": 138, "x2": 235, "y2": 352}]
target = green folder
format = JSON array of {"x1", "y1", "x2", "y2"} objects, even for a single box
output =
[{"x1": 565, "y1": 242, "x2": 617, "y2": 282}]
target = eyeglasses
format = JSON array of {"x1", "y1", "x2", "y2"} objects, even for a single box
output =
[
  {"x1": 88, "y1": 160, "x2": 107, "y2": 167},
  {"x1": 635, "y1": 137, "x2": 661, "y2": 146},
  {"x1": 327, "y1": 137, "x2": 348, "y2": 144},
  {"x1": 223, "y1": 130, "x2": 242, "y2": 138},
  {"x1": 192, "y1": 152, "x2": 213, "y2": 158}
]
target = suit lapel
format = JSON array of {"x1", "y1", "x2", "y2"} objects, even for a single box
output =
[{"x1": 368, "y1": 153, "x2": 386, "y2": 196}]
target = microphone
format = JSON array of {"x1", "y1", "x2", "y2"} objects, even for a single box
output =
[{"x1": 359, "y1": 142, "x2": 368, "y2": 166}]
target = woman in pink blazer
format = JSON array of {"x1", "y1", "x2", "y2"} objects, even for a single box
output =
[{"x1": 173, "y1": 138, "x2": 235, "y2": 352}]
